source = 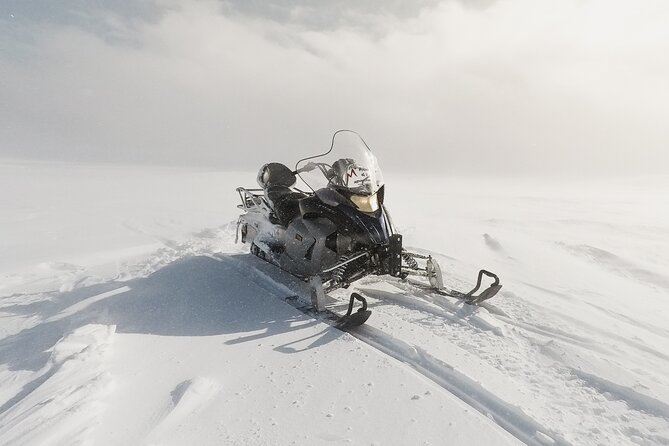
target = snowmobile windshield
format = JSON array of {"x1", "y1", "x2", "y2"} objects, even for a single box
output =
[{"x1": 295, "y1": 130, "x2": 384, "y2": 196}]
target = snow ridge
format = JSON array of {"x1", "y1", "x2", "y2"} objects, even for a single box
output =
[{"x1": 0, "y1": 324, "x2": 115, "y2": 446}]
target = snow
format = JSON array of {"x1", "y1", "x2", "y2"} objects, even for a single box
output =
[
  {"x1": 1, "y1": 160, "x2": 668, "y2": 445},
  {"x1": 0, "y1": 324, "x2": 115, "y2": 445}
]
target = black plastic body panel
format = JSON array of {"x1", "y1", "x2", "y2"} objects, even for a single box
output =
[{"x1": 299, "y1": 194, "x2": 391, "y2": 250}]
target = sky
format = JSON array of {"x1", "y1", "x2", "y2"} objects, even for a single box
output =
[{"x1": 1, "y1": 0, "x2": 668, "y2": 175}]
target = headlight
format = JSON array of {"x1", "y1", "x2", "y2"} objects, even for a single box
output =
[{"x1": 350, "y1": 192, "x2": 379, "y2": 213}]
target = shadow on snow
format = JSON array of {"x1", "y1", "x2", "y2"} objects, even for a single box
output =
[{"x1": 0, "y1": 254, "x2": 343, "y2": 376}]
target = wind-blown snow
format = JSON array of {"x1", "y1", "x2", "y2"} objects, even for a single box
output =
[{"x1": 1, "y1": 161, "x2": 668, "y2": 445}]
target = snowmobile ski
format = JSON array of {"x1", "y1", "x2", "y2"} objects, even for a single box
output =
[
  {"x1": 398, "y1": 251, "x2": 502, "y2": 304},
  {"x1": 439, "y1": 269, "x2": 502, "y2": 304},
  {"x1": 285, "y1": 292, "x2": 371, "y2": 329},
  {"x1": 337, "y1": 293, "x2": 372, "y2": 328}
]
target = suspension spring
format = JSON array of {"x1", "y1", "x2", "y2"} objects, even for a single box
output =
[
  {"x1": 331, "y1": 253, "x2": 353, "y2": 283},
  {"x1": 402, "y1": 252, "x2": 419, "y2": 270}
]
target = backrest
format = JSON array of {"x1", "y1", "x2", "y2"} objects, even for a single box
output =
[{"x1": 257, "y1": 163, "x2": 296, "y2": 188}]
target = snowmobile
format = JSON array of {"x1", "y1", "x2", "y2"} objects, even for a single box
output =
[{"x1": 235, "y1": 130, "x2": 502, "y2": 327}]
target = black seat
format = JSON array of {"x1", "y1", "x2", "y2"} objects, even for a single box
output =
[
  {"x1": 267, "y1": 186, "x2": 306, "y2": 226},
  {"x1": 257, "y1": 163, "x2": 306, "y2": 226}
]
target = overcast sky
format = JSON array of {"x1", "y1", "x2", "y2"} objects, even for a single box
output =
[{"x1": 1, "y1": 0, "x2": 668, "y2": 175}]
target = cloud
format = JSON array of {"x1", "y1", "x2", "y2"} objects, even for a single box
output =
[{"x1": 1, "y1": 0, "x2": 668, "y2": 175}]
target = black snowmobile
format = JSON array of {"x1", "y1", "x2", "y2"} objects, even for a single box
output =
[{"x1": 236, "y1": 130, "x2": 501, "y2": 327}]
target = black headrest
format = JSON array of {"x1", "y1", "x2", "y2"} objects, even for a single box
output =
[{"x1": 257, "y1": 163, "x2": 296, "y2": 188}]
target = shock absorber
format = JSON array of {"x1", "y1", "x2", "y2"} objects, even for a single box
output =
[
  {"x1": 331, "y1": 253, "x2": 353, "y2": 284},
  {"x1": 402, "y1": 251, "x2": 419, "y2": 270}
]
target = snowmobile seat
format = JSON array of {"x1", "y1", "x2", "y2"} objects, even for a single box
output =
[
  {"x1": 266, "y1": 185, "x2": 307, "y2": 226},
  {"x1": 257, "y1": 163, "x2": 308, "y2": 226}
]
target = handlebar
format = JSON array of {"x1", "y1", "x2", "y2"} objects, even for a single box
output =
[
  {"x1": 294, "y1": 162, "x2": 317, "y2": 174},
  {"x1": 294, "y1": 161, "x2": 332, "y2": 175}
]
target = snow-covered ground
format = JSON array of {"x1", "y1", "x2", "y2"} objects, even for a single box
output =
[{"x1": 1, "y1": 160, "x2": 668, "y2": 445}]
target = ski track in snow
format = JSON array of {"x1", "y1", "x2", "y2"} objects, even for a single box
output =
[
  {"x1": 357, "y1": 284, "x2": 669, "y2": 446},
  {"x1": 214, "y1": 253, "x2": 562, "y2": 444},
  {"x1": 349, "y1": 327, "x2": 569, "y2": 446},
  {"x1": 212, "y1": 246, "x2": 669, "y2": 446}
]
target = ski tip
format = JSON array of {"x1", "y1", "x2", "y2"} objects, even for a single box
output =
[
  {"x1": 337, "y1": 309, "x2": 372, "y2": 329},
  {"x1": 337, "y1": 292, "x2": 372, "y2": 328}
]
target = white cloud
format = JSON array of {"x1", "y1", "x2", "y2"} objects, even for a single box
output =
[{"x1": 1, "y1": 0, "x2": 668, "y2": 175}]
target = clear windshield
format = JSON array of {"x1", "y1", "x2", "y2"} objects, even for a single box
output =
[{"x1": 296, "y1": 130, "x2": 384, "y2": 195}]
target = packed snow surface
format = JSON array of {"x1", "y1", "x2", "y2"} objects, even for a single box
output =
[{"x1": 1, "y1": 161, "x2": 668, "y2": 445}]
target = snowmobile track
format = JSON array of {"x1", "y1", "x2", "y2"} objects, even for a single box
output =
[
  {"x1": 313, "y1": 311, "x2": 572, "y2": 446},
  {"x1": 213, "y1": 253, "x2": 571, "y2": 446}
]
